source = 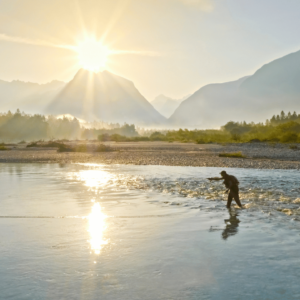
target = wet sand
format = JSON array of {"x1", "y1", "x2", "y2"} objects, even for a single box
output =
[{"x1": 1, "y1": 141, "x2": 300, "y2": 169}]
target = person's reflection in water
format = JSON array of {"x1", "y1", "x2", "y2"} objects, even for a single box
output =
[{"x1": 222, "y1": 209, "x2": 240, "y2": 240}]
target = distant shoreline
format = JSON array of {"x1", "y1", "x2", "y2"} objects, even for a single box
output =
[{"x1": 0, "y1": 141, "x2": 300, "y2": 170}]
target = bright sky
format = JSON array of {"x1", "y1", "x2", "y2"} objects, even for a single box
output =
[{"x1": 0, "y1": 0, "x2": 300, "y2": 100}]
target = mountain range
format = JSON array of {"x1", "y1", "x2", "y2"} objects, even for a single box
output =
[
  {"x1": 0, "y1": 79, "x2": 65, "y2": 113},
  {"x1": 151, "y1": 94, "x2": 190, "y2": 118},
  {"x1": 1, "y1": 49, "x2": 300, "y2": 128},
  {"x1": 0, "y1": 69, "x2": 166, "y2": 126},
  {"x1": 169, "y1": 50, "x2": 300, "y2": 128},
  {"x1": 47, "y1": 69, "x2": 166, "y2": 126}
]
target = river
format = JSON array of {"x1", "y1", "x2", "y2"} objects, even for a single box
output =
[{"x1": 0, "y1": 163, "x2": 299, "y2": 299}]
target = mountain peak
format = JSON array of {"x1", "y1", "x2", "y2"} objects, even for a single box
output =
[
  {"x1": 73, "y1": 68, "x2": 123, "y2": 79},
  {"x1": 73, "y1": 68, "x2": 98, "y2": 78},
  {"x1": 47, "y1": 68, "x2": 166, "y2": 126}
]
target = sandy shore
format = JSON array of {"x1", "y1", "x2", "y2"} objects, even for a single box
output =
[{"x1": 0, "y1": 141, "x2": 300, "y2": 169}]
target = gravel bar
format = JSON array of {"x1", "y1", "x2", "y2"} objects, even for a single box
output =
[{"x1": 0, "y1": 141, "x2": 300, "y2": 169}]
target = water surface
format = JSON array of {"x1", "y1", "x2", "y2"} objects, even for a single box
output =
[{"x1": 0, "y1": 163, "x2": 300, "y2": 299}]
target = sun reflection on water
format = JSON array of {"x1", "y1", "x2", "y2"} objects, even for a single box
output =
[
  {"x1": 69, "y1": 168, "x2": 115, "y2": 192},
  {"x1": 87, "y1": 203, "x2": 108, "y2": 254}
]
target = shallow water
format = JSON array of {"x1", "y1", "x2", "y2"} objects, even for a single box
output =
[{"x1": 0, "y1": 163, "x2": 300, "y2": 299}]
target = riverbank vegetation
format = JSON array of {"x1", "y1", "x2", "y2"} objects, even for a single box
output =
[
  {"x1": 25, "y1": 141, "x2": 115, "y2": 153},
  {"x1": 0, "y1": 144, "x2": 9, "y2": 150},
  {"x1": 149, "y1": 111, "x2": 300, "y2": 144},
  {"x1": 57, "y1": 143, "x2": 114, "y2": 153},
  {"x1": 219, "y1": 152, "x2": 246, "y2": 158},
  {"x1": 1, "y1": 110, "x2": 300, "y2": 144}
]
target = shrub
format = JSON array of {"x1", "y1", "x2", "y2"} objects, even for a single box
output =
[
  {"x1": 74, "y1": 144, "x2": 87, "y2": 152},
  {"x1": 132, "y1": 136, "x2": 150, "y2": 142},
  {"x1": 26, "y1": 142, "x2": 38, "y2": 147},
  {"x1": 249, "y1": 139, "x2": 261, "y2": 143},
  {"x1": 231, "y1": 133, "x2": 241, "y2": 142},
  {"x1": 27, "y1": 141, "x2": 65, "y2": 148},
  {"x1": 0, "y1": 145, "x2": 9, "y2": 151},
  {"x1": 57, "y1": 144, "x2": 73, "y2": 152},
  {"x1": 150, "y1": 132, "x2": 166, "y2": 141},
  {"x1": 95, "y1": 144, "x2": 114, "y2": 152},
  {"x1": 196, "y1": 139, "x2": 206, "y2": 144},
  {"x1": 42, "y1": 142, "x2": 65, "y2": 148},
  {"x1": 110, "y1": 134, "x2": 130, "y2": 142},
  {"x1": 57, "y1": 144, "x2": 90, "y2": 153},
  {"x1": 98, "y1": 134, "x2": 110, "y2": 142},
  {"x1": 280, "y1": 133, "x2": 298, "y2": 143},
  {"x1": 289, "y1": 145, "x2": 298, "y2": 150},
  {"x1": 219, "y1": 152, "x2": 246, "y2": 158}
]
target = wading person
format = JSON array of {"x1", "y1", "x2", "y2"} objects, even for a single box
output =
[{"x1": 208, "y1": 171, "x2": 243, "y2": 209}]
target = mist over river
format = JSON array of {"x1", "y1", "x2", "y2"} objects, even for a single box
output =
[{"x1": 0, "y1": 163, "x2": 300, "y2": 299}]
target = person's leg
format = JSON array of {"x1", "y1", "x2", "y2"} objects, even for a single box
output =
[
  {"x1": 233, "y1": 191, "x2": 242, "y2": 208},
  {"x1": 227, "y1": 192, "x2": 233, "y2": 208}
]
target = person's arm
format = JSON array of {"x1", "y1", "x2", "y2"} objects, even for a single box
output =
[{"x1": 207, "y1": 177, "x2": 223, "y2": 181}]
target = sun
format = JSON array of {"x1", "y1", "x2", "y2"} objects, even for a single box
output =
[{"x1": 76, "y1": 39, "x2": 110, "y2": 72}]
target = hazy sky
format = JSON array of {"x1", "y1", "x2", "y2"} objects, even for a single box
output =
[{"x1": 1, "y1": 0, "x2": 300, "y2": 100}]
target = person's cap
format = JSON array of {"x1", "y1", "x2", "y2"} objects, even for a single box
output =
[{"x1": 220, "y1": 170, "x2": 227, "y2": 176}]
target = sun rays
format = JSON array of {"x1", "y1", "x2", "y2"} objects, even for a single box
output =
[{"x1": 0, "y1": 33, "x2": 160, "y2": 73}]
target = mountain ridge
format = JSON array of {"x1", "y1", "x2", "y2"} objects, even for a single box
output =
[
  {"x1": 168, "y1": 49, "x2": 300, "y2": 128},
  {"x1": 46, "y1": 69, "x2": 166, "y2": 126},
  {"x1": 151, "y1": 94, "x2": 189, "y2": 118},
  {"x1": 1, "y1": 48, "x2": 300, "y2": 128}
]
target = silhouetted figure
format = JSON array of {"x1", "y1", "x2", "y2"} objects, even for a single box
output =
[
  {"x1": 208, "y1": 170, "x2": 243, "y2": 208},
  {"x1": 222, "y1": 210, "x2": 240, "y2": 240}
]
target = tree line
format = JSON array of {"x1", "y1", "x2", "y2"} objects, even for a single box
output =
[
  {"x1": 0, "y1": 110, "x2": 140, "y2": 142},
  {"x1": 1, "y1": 110, "x2": 300, "y2": 143}
]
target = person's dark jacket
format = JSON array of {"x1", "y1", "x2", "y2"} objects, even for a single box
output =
[{"x1": 223, "y1": 175, "x2": 239, "y2": 191}]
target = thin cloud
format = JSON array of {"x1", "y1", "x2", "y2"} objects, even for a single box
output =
[
  {"x1": 0, "y1": 33, "x2": 161, "y2": 57},
  {"x1": 177, "y1": 0, "x2": 214, "y2": 11},
  {"x1": 0, "y1": 34, "x2": 74, "y2": 50},
  {"x1": 111, "y1": 50, "x2": 161, "y2": 57}
]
